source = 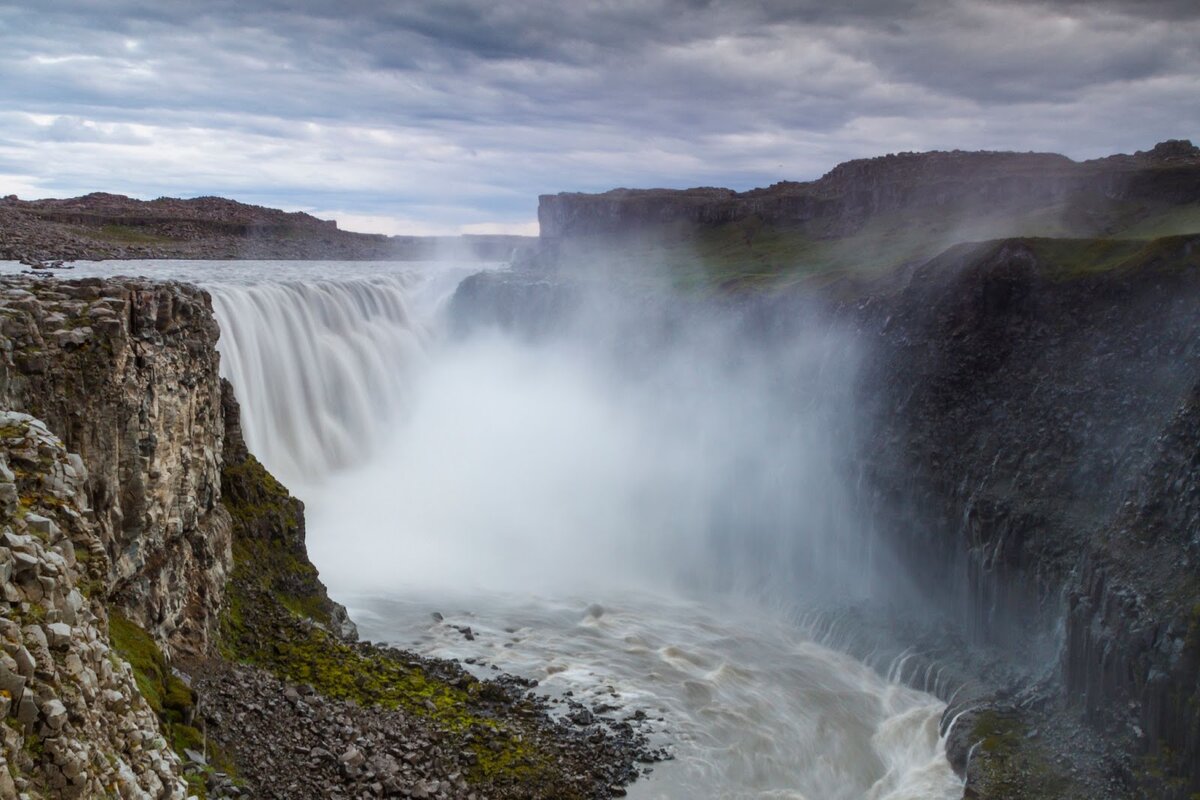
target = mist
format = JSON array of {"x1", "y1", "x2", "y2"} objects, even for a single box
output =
[{"x1": 212, "y1": 265, "x2": 906, "y2": 614}]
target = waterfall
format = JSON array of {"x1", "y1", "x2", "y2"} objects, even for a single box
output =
[
  {"x1": 12, "y1": 258, "x2": 962, "y2": 799},
  {"x1": 210, "y1": 275, "x2": 428, "y2": 485},
  {"x1": 206, "y1": 265, "x2": 902, "y2": 610}
]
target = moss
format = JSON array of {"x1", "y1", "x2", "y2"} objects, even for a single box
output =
[
  {"x1": 217, "y1": 451, "x2": 582, "y2": 795},
  {"x1": 968, "y1": 710, "x2": 1075, "y2": 799},
  {"x1": 106, "y1": 612, "x2": 230, "y2": 789},
  {"x1": 85, "y1": 224, "x2": 172, "y2": 245},
  {"x1": 171, "y1": 723, "x2": 204, "y2": 755},
  {"x1": 0, "y1": 424, "x2": 27, "y2": 439},
  {"x1": 108, "y1": 614, "x2": 191, "y2": 718}
]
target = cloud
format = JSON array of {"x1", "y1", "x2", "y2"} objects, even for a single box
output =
[{"x1": 0, "y1": 1, "x2": 1196, "y2": 233}]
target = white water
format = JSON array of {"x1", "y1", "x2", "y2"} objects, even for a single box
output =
[{"x1": 6, "y1": 259, "x2": 964, "y2": 799}]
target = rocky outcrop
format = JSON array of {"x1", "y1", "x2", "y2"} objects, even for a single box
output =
[
  {"x1": 538, "y1": 140, "x2": 1200, "y2": 240},
  {"x1": 0, "y1": 276, "x2": 232, "y2": 657},
  {"x1": 0, "y1": 411, "x2": 188, "y2": 798}
]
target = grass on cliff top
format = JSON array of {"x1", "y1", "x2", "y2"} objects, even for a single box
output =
[
  {"x1": 81, "y1": 224, "x2": 174, "y2": 244},
  {"x1": 218, "y1": 451, "x2": 583, "y2": 796},
  {"x1": 555, "y1": 199, "x2": 1200, "y2": 292},
  {"x1": 1004, "y1": 235, "x2": 1199, "y2": 280}
]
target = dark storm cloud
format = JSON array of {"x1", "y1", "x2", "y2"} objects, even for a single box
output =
[{"x1": 0, "y1": 0, "x2": 1196, "y2": 233}]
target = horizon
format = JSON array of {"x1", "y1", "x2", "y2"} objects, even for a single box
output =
[{"x1": 1, "y1": 1, "x2": 1198, "y2": 236}]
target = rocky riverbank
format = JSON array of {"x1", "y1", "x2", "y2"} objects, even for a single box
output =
[{"x1": 0, "y1": 274, "x2": 656, "y2": 798}]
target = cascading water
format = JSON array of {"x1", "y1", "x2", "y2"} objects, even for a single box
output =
[{"x1": 17, "y1": 259, "x2": 964, "y2": 799}]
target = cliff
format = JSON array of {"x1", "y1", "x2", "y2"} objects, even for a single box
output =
[
  {"x1": 0, "y1": 194, "x2": 535, "y2": 263},
  {"x1": 0, "y1": 277, "x2": 232, "y2": 656},
  {"x1": 531, "y1": 141, "x2": 1200, "y2": 288},
  {"x1": 539, "y1": 140, "x2": 1200, "y2": 240},
  {"x1": 849, "y1": 235, "x2": 1200, "y2": 797},
  {"x1": 0, "y1": 411, "x2": 190, "y2": 797}
]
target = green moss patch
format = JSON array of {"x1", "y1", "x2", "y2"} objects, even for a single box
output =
[
  {"x1": 108, "y1": 613, "x2": 241, "y2": 799},
  {"x1": 968, "y1": 710, "x2": 1073, "y2": 799},
  {"x1": 86, "y1": 224, "x2": 172, "y2": 245},
  {"x1": 108, "y1": 614, "x2": 194, "y2": 723}
]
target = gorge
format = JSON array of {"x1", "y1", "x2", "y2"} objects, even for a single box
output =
[{"x1": 0, "y1": 141, "x2": 1198, "y2": 799}]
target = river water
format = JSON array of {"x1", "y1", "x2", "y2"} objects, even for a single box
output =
[{"x1": 4, "y1": 259, "x2": 964, "y2": 800}]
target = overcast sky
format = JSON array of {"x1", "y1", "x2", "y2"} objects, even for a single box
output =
[{"x1": 0, "y1": 1, "x2": 1197, "y2": 235}]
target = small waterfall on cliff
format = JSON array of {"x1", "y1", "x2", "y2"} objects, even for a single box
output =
[{"x1": 196, "y1": 261, "x2": 962, "y2": 800}]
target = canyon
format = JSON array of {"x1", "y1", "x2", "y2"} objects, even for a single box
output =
[{"x1": 0, "y1": 140, "x2": 1197, "y2": 798}]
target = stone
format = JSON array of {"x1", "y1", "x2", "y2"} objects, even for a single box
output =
[
  {"x1": 16, "y1": 691, "x2": 38, "y2": 727},
  {"x1": 22, "y1": 625, "x2": 48, "y2": 655},
  {"x1": 55, "y1": 538, "x2": 76, "y2": 568},
  {"x1": 60, "y1": 589, "x2": 84, "y2": 625},
  {"x1": 67, "y1": 453, "x2": 87, "y2": 483},
  {"x1": 53, "y1": 327, "x2": 92, "y2": 348},
  {"x1": 11, "y1": 645, "x2": 35, "y2": 679},
  {"x1": 11, "y1": 551, "x2": 38, "y2": 574},
  {"x1": 102, "y1": 689, "x2": 127, "y2": 711},
  {"x1": 0, "y1": 482, "x2": 16, "y2": 510},
  {"x1": 41, "y1": 698, "x2": 68, "y2": 730},
  {"x1": 339, "y1": 746, "x2": 365, "y2": 769},
  {"x1": 24, "y1": 513, "x2": 58, "y2": 538},
  {"x1": 2, "y1": 530, "x2": 33, "y2": 552},
  {"x1": 46, "y1": 622, "x2": 73, "y2": 649}
]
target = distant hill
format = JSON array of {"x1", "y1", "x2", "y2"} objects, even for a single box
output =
[
  {"x1": 533, "y1": 139, "x2": 1200, "y2": 289},
  {"x1": 0, "y1": 192, "x2": 534, "y2": 263}
]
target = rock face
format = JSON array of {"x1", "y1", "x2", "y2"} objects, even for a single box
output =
[
  {"x1": 538, "y1": 140, "x2": 1200, "y2": 239},
  {"x1": 851, "y1": 236, "x2": 1200, "y2": 797},
  {"x1": 0, "y1": 411, "x2": 187, "y2": 798},
  {"x1": 0, "y1": 276, "x2": 232, "y2": 657}
]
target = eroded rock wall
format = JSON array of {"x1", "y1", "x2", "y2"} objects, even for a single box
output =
[
  {"x1": 855, "y1": 239, "x2": 1200, "y2": 796},
  {"x1": 0, "y1": 411, "x2": 187, "y2": 798},
  {"x1": 0, "y1": 276, "x2": 231, "y2": 657}
]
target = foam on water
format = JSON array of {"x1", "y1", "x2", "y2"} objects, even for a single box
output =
[{"x1": 347, "y1": 591, "x2": 963, "y2": 800}]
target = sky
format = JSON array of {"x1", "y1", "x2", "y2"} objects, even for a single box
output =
[{"x1": 0, "y1": 1, "x2": 1197, "y2": 236}]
